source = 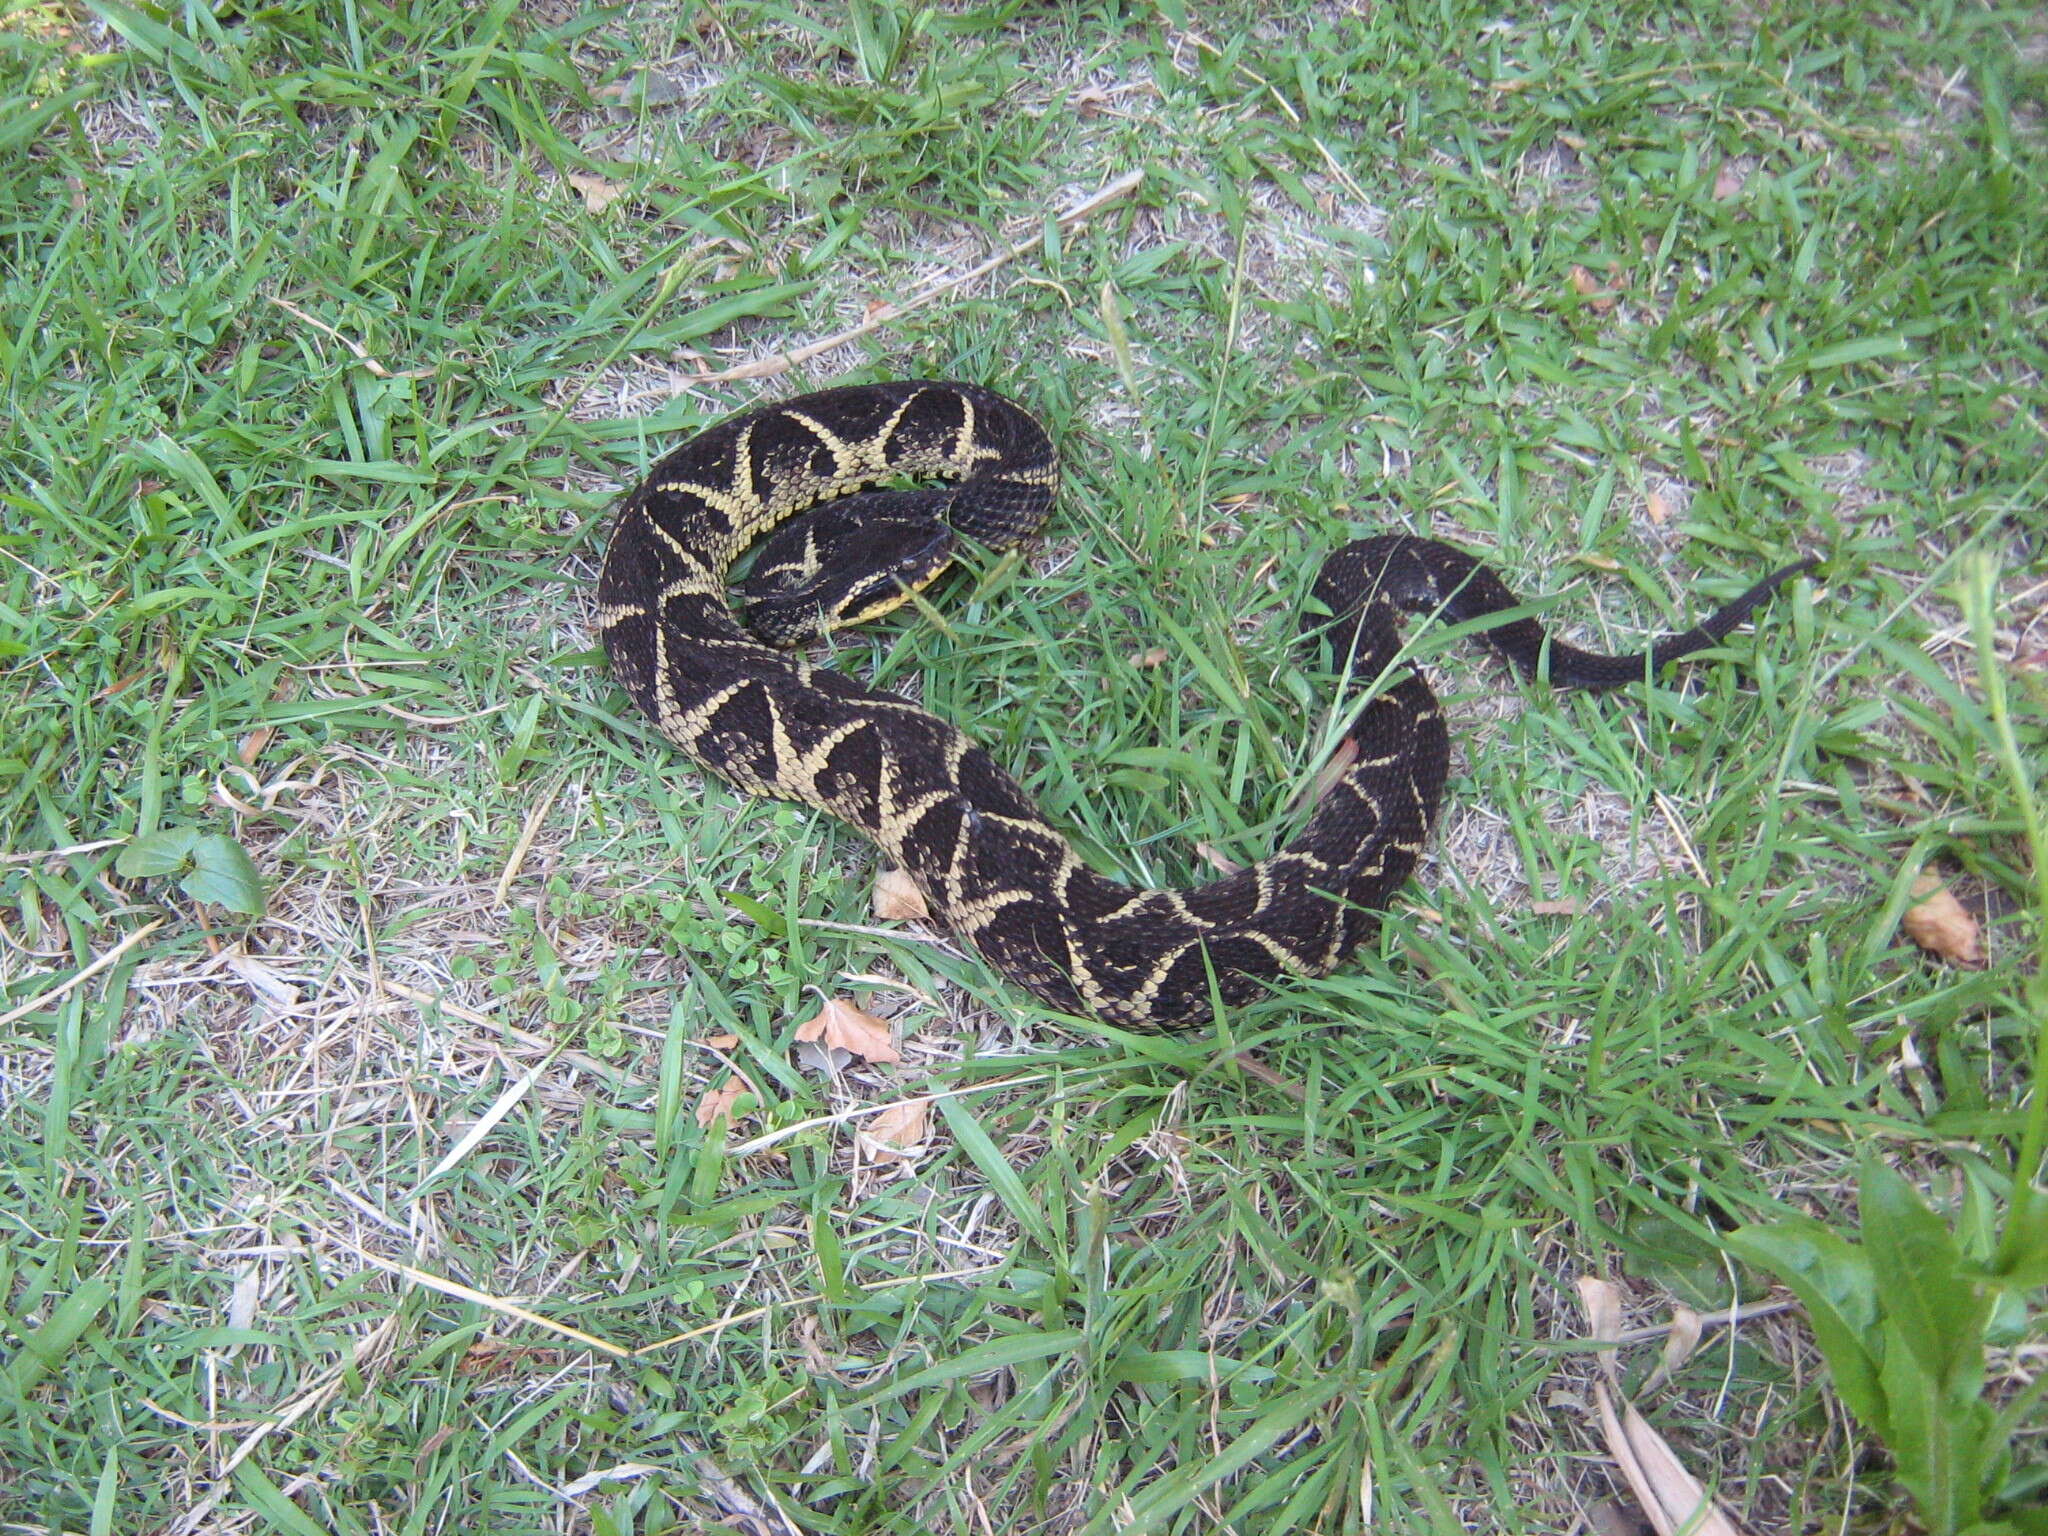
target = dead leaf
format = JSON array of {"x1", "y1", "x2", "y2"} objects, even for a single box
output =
[
  {"x1": 872, "y1": 868, "x2": 928, "y2": 921},
  {"x1": 225, "y1": 1268, "x2": 260, "y2": 1333},
  {"x1": 796, "y1": 997, "x2": 902, "y2": 1063},
  {"x1": 458, "y1": 1339, "x2": 564, "y2": 1378},
  {"x1": 862, "y1": 1097, "x2": 931, "y2": 1162},
  {"x1": 1577, "y1": 1276, "x2": 1625, "y2": 1384},
  {"x1": 1593, "y1": 1383, "x2": 1748, "y2": 1536},
  {"x1": 795, "y1": 1313, "x2": 839, "y2": 1378},
  {"x1": 594, "y1": 67, "x2": 691, "y2": 107},
  {"x1": 1072, "y1": 83, "x2": 1110, "y2": 119},
  {"x1": 704, "y1": 1033, "x2": 739, "y2": 1050},
  {"x1": 1291, "y1": 735, "x2": 1361, "y2": 815},
  {"x1": 95, "y1": 669, "x2": 145, "y2": 702},
  {"x1": 1132, "y1": 647, "x2": 1169, "y2": 669},
  {"x1": 1712, "y1": 161, "x2": 1747, "y2": 199},
  {"x1": 414, "y1": 1424, "x2": 458, "y2": 1478},
  {"x1": 1903, "y1": 874, "x2": 1985, "y2": 967},
  {"x1": 1578, "y1": 1278, "x2": 1748, "y2": 1536},
  {"x1": 558, "y1": 1463, "x2": 663, "y2": 1499},
  {"x1": 1570, "y1": 263, "x2": 1618, "y2": 313},
  {"x1": 1229, "y1": 1050, "x2": 1307, "y2": 1102},
  {"x1": 237, "y1": 726, "x2": 274, "y2": 767},
  {"x1": 695, "y1": 1071, "x2": 761, "y2": 1129},
  {"x1": 1641, "y1": 1305, "x2": 1703, "y2": 1394},
  {"x1": 1645, "y1": 488, "x2": 1672, "y2": 526},
  {"x1": 794, "y1": 1038, "x2": 846, "y2": 1075},
  {"x1": 1586, "y1": 1498, "x2": 1654, "y2": 1536},
  {"x1": 1575, "y1": 552, "x2": 1623, "y2": 572},
  {"x1": 1193, "y1": 842, "x2": 1242, "y2": 875},
  {"x1": 566, "y1": 172, "x2": 627, "y2": 214},
  {"x1": 1530, "y1": 898, "x2": 1584, "y2": 916}
]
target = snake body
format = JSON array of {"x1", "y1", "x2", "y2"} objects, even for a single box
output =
[{"x1": 597, "y1": 382, "x2": 1808, "y2": 1029}]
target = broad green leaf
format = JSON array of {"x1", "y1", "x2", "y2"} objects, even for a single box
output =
[
  {"x1": 1982, "y1": 1199, "x2": 2048, "y2": 1289},
  {"x1": 1967, "y1": 1506, "x2": 2048, "y2": 1536},
  {"x1": 1861, "y1": 1158, "x2": 1992, "y2": 1393},
  {"x1": 229, "y1": 1461, "x2": 332, "y2": 1536},
  {"x1": 115, "y1": 827, "x2": 198, "y2": 879},
  {"x1": 937, "y1": 1095, "x2": 1054, "y2": 1252},
  {"x1": 1724, "y1": 1221, "x2": 1887, "y2": 1431},
  {"x1": 1793, "y1": 333, "x2": 1910, "y2": 371},
  {"x1": 856, "y1": 1327, "x2": 1084, "y2": 1407},
  {"x1": 1878, "y1": 1329, "x2": 1999, "y2": 1531},
  {"x1": 1619, "y1": 1212, "x2": 1749, "y2": 1310},
  {"x1": 1109, "y1": 1350, "x2": 1278, "y2": 1385},
  {"x1": 719, "y1": 889, "x2": 785, "y2": 937},
  {"x1": 2, "y1": 1279, "x2": 115, "y2": 1393},
  {"x1": 180, "y1": 834, "x2": 266, "y2": 917}
]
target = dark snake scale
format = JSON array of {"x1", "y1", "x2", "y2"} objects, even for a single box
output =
[{"x1": 597, "y1": 381, "x2": 1811, "y2": 1029}]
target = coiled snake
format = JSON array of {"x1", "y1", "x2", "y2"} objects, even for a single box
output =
[{"x1": 597, "y1": 382, "x2": 1809, "y2": 1029}]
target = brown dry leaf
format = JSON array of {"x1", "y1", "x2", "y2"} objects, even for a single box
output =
[
  {"x1": 1903, "y1": 874, "x2": 1985, "y2": 967},
  {"x1": 1291, "y1": 735, "x2": 1361, "y2": 815},
  {"x1": 795, "y1": 1313, "x2": 838, "y2": 1378},
  {"x1": 1132, "y1": 646, "x2": 1170, "y2": 669},
  {"x1": 566, "y1": 172, "x2": 627, "y2": 213},
  {"x1": 1594, "y1": 1384, "x2": 1749, "y2": 1536},
  {"x1": 1072, "y1": 83, "x2": 1110, "y2": 119},
  {"x1": 1229, "y1": 1050, "x2": 1307, "y2": 1102},
  {"x1": 1577, "y1": 1276, "x2": 1626, "y2": 1381},
  {"x1": 1530, "y1": 898, "x2": 1584, "y2": 916},
  {"x1": 95, "y1": 669, "x2": 145, "y2": 703},
  {"x1": 458, "y1": 1339, "x2": 564, "y2": 1378},
  {"x1": 1193, "y1": 842, "x2": 1243, "y2": 876},
  {"x1": 1576, "y1": 552, "x2": 1624, "y2": 572},
  {"x1": 1585, "y1": 1499, "x2": 1652, "y2": 1536},
  {"x1": 1642, "y1": 1305, "x2": 1703, "y2": 1394},
  {"x1": 704, "y1": 1033, "x2": 739, "y2": 1050},
  {"x1": 413, "y1": 1425, "x2": 458, "y2": 1478},
  {"x1": 796, "y1": 997, "x2": 902, "y2": 1063},
  {"x1": 1712, "y1": 161, "x2": 1747, "y2": 199},
  {"x1": 594, "y1": 68, "x2": 691, "y2": 107},
  {"x1": 237, "y1": 726, "x2": 275, "y2": 767},
  {"x1": 872, "y1": 868, "x2": 929, "y2": 921},
  {"x1": 1570, "y1": 263, "x2": 1618, "y2": 313},
  {"x1": 1577, "y1": 1278, "x2": 1748, "y2": 1536},
  {"x1": 862, "y1": 1097, "x2": 931, "y2": 1162},
  {"x1": 695, "y1": 1071, "x2": 761, "y2": 1129},
  {"x1": 1645, "y1": 487, "x2": 1672, "y2": 526}
]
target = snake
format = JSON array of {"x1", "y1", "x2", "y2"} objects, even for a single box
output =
[{"x1": 596, "y1": 381, "x2": 1811, "y2": 1030}]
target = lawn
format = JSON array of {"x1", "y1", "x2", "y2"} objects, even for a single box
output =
[{"x1": 2, "y1": 2, "x2": 2045, "y2": 1532}]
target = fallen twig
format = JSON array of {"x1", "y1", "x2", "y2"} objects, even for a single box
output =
[
  {"x1": 0, "y1": 918, "x2": 163, "y2": 1030},
  {"x1": 688, "y1": 169, "x2": 1145, "y2": 384}
]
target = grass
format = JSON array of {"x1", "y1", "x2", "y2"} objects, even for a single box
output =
[{"x1": 2, "y1": 0, "x2": 2044, "y2": 1531}]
